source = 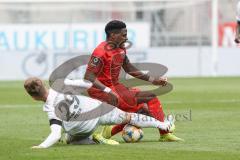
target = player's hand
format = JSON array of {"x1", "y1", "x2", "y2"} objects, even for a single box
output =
[
  {"x1": 31, "y1": 145, "x2": 45, "y2": 149},
  {"x1": 109, "y1": 91, "x2": 118, "y2": 106},
  {"x1": 152, "y1": 77, "x2": 168, "y2": 86}
]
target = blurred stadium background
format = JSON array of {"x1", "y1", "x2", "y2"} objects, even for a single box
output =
[
  {"x1": 1, "y1": 1, "x2": 240, "y2": 159},
  {"x1": 0, "y1": 0, "x2": 239, "y2": 79}
]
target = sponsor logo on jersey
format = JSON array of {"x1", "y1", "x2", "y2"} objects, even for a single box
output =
[{"x1": 90, "y1": 56, "x2": 101, "y2": 67}]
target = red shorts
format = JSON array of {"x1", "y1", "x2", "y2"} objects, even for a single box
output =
[{"x1": 88, "y1": 83, "x2": 142, "y2": 112}]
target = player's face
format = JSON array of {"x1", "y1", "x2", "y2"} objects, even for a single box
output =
[{"x1": 112, "y1": 28, "x2": 128, "y2": 45}]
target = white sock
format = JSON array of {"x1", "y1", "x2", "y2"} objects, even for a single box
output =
[{"x1": 129, "y1": 113, "x2": 169, "y2": 131}]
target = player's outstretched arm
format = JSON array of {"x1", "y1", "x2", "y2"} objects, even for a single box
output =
[
  {"x1": 32, "y1": 123, "x2": 62, "y2": 149},
  {"x1": 84, "y1": 58, "x2": 118, "y2": 106},
  {"x1": 122, "y1": 56, "x2": 167, "y2": 86},
  {"x1": 122, "y1": 56, "x2": 149, "y2": 81},
  {"x1": 85, "y1": 71, "x2": 118, "y2": 106}
]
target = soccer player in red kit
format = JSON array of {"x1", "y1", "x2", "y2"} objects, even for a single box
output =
[{"x1": 84, "y1": 20, "x2": 183, "y2": 141}]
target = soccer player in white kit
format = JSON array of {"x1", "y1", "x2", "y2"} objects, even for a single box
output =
[
  {"x1": 235, "y1": 1, "x2": 240, "y2": 43},
  {"x1": 24, "y1": 77, "x2": 174, "y2": 149}
]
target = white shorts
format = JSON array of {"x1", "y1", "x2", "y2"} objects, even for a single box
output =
[
  {"x1": 63, "y1": 119, "x2": 99, "y2": 136},
  {"x1": 63, "y1": 105, "x2": 127, "y2": 136},
  {"x1": 64, "y1": 107, "x2": 128, "y2": 145}
]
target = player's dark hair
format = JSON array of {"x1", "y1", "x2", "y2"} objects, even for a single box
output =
[
  {"x1": 105, "y1": 20, "x2": 126, "y2": 38},
  {"x1": 24, "y1": 77, "x2": 46, "y2": 97}
]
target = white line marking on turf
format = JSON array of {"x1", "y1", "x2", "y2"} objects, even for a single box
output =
[
  {"x1": 0, "y1": 99, "x2": 239, "y2": 108},
  {"x1": 0, "y1": 104, "x2": 40, "y2": 108},
  {"x1": 163, "y1": 99, "x2": 240, "y2": 104}
]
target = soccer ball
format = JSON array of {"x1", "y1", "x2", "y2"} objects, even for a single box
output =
[{"x1": 122, "y1": 124, "x2": 143, "y2": 143}]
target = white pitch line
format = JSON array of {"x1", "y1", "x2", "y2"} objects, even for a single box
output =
[
  {"x1": 163, "y1": 99, "x2": 240, "y2": 104},
  {"x1": 0, "y1": 99, "x2": 240, "y2": 109},
  {"x1": 0, "y1": 104, "x2": 41, "y2": 108}
]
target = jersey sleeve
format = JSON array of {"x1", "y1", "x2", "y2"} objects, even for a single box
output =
[
  {"x1": 86, "y1": 51, "x2": 104, "y2": 75},
  {"x1": 237, "y1": 1, "x2": 240, "y2": 22},
  {"x1": 43, "y1": 104, "x2": 62, "y2": 121}
]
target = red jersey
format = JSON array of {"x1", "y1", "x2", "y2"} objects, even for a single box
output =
[{"x1": 86, "y1": 41, "x2": 126, "y2": 86}]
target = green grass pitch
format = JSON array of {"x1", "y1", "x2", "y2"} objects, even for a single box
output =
[{"x1": 0, "y1": 77, "x2": 240, "y2": 160}]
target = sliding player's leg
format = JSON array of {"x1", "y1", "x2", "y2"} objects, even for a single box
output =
[
  {"x1": 65, "y1": 132, "x2": 96, "y2": 145},
  {"x1": 101, "y1": 103, "x2": 147, "y2": 138},
  {"x1": 63, "y1": 115, "x2": 119, "y2": 145},
  {"x1": 65, "y1": 131, "x2": 119, "y2": 145},
  {"x1": 98, "y1": 107, "x2": 174, "y2": 132},
  {"x1": 136, "y1": 91, "x2": 183, "y2": 141},
  {"x1": 103, "y1": 86, "x2": 167, "y2": 138}
]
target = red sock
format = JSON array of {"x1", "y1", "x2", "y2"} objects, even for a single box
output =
[
  {"x1": 147, "y1": 97, "x2": 168, "y2": 135},
  {"x1": 111, "y1": 124, "x2": 125, "y2": 136}
]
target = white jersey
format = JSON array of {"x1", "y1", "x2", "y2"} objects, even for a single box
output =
[
  {"x1": 237, "y1": 1, "x2": 240, "y2": 22},
  {"x1": 43, "y1": 89, "x2": 102, "y2": 135}
]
